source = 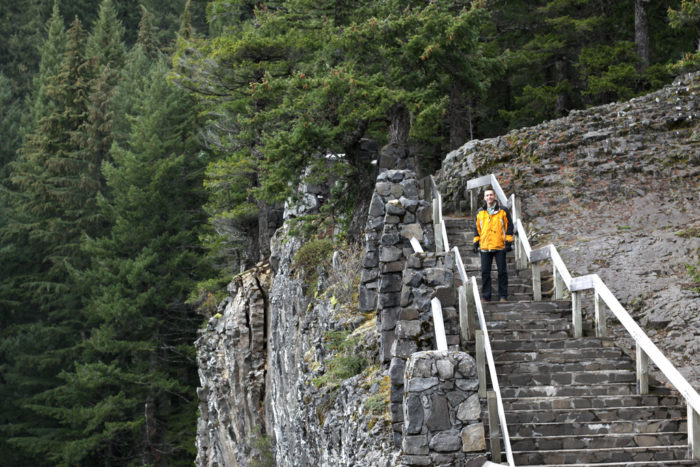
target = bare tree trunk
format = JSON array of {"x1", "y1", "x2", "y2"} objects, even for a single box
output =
[
  {"x1": 388, "y1": 103, "x2": 409, "y2": 157},
  {"x1": 554, "y1": 59, "x2": 569, "y2": 116},
  {"x1": 449, "y1": 82, "x2": 469, "y2": 149},
  {"x1": 635, "y1": 0, "x2": 650, "y2": 70}
]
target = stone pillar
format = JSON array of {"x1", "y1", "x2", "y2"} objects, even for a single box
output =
[
  {"x1": 389, "y1": 251, "x2": 460, "y2": 446},
  {"x1": 400, "y1": 351, "x2": 487, "y2": 467},
  {"x1": 357, "y1": 169, "x2": 434, "y2": 363}
]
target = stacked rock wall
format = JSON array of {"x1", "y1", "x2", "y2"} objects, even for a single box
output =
[
  {"x1": 388, "y1": 251, "x2": 463, "y2": 446},
  {"x1": 400, "y1": 351, "x2": 488, "y2": 467}
]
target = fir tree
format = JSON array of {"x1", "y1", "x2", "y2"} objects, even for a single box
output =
[{"x1": 40, "y1": 58, "x2": 208, "y2": 466}]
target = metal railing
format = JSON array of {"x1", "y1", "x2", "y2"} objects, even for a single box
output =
[{"x1": 466, "y1": 175, "x2": 700, "y2": 461}]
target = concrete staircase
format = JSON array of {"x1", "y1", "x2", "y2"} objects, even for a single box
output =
[{"x1": 445, "y1": 216, "x2": 695, "y2": 466}]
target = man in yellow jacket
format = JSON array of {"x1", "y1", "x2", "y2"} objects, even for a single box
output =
[{"x1": 472, "y1": 187, "x2": 514, "y2": 302}]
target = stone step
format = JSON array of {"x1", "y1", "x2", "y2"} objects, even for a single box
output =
[
  {"x1": 498, "y1": 368, "x2": 637, "y2": 387},
  {"x1": 495, "y1": 358, "x2": 635, "y2": 375},
  {"x1": 482, "y1": 310, "x2": 569, "y2": 321},
  {"x1": 512, "y1": 444, "x2": 689, "y2": 464},
  {"x1": 482, "y1": 300, "x2": 572, "y2": 312},
  {"x1": 499, "y1": 383, "x2": 643, "y2": 398},
  {"x1": 501, "y1": 394, "x2": 682, "y2": 411},
  {"x1": 500, "y1": 417, "x2": 687, "y2": 437},
  {"x1": 509, "y1": 431, "x2": 687, "y2": 452},
  {"x1": 494, "y1": 405, "x2": 686, "y2": 424},
  {"x1": 488, "y1": 336, "x2": 615, "y2": 352},
  {"x1": 492, "y1": 347, "x2": 625, "y2": 362},
  {"x1": 486, "y1": 318, "x2": 575, "y2": 332},
  {"x1": 488, "y1": 329, "x2": 572, "y2": 340}
]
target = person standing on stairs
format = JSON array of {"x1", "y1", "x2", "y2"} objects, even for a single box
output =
[{"x1": 472, "y1": 187, "x2": 514, "y2": 302}]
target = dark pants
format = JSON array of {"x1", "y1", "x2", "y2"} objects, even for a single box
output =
[{"x1": 480, "y1": 250, "x2": 508, "y2": 301}]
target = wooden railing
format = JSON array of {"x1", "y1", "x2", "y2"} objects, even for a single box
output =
[{"x1": 465, "y1": 175, "x2": 700, "y2": 461}]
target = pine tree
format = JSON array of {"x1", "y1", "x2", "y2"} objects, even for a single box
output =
[
  {"x1": 39, "y1": 58, "x2": 208, "y2": 466},
  {"x1": 0, "y1": 16, "x2": 97, "y2": 461}
]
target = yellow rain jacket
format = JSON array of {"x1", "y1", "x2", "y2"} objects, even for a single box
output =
[{"x1": 473, "y1": 202, "x2": 514, "y2": 251}]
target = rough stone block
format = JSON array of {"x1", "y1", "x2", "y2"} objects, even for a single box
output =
[
  {"x1": 401, "y1": 179, "x2": 418, "y2": 197},
  {"x1": 404, "y1": 212, "x2": 416, "y2": 223},
  {"x1": 426, "y1": 394, "x2": 451, "y2": 431},
  {"x1": 456, "y1": 379, "x2": 479, "y2": 391},
  {"x1": 404, "y1": 394, "x2": 424, "y2": 435},
  {"x1": 456, "y1": 394, "x2": 481, "y2": 422},
  {"x1": 461, "y1": 423, "x2": 486, "y2": 452},
  {"x1": 385, "y1": 214, "x2": 401, "y2": 224},
  {"x1": 400, "y1": 455, "x2": 432, "y2": 466},
  {"x1": 381, "y1": 308, "x2": 398, "y2": 331},
  {"x1": 358, "y1": 287, "x2": 377, "y2": 312},
  {"x1": 401, "y1": 223, "x2": 424, "y2": 243},
  {"x1": 447, "y1": 390, "x2": 469, "y2": 408},
  {"x1": 406, "y1": 254, "x2": 423, "y2": 269},
  {"x1": 391, "y1": 402, "x2": 404, "y2": 422},
  {"x1": 381, "y1": 232, "x2": 401, "y2": 246},
  {"x1": 379, "y1": 246, "x2": 403, "y2": 262},
  {"x1": 381, "y1": 260, "x2": 405, "y2": 273},
  {"x1": 386, "y1": 200, "x2": 406, "y2": 216},
  {"x1": 400, "y1": 285, "x2": 413, "y2": 307},
  {"x1": 375, "y1": 181, "x2": 392, "y2": 196},
  {"x1": 399, "y1": 196, "x2": 419, "y2": 212},
  {"x1": 389, "y1": 357, "x2": 406, "y2": 384},
  {"x1": 406, "y1": 377, "x2": 438, "y2": 393},
  {"x1": 381, "y1": 331, "x2": 396, "y2": 363},
  {"x1": 409, "y1": 355, "x2": 433, "y2": 378},
  {"x1": 417, "y1": 206, "x2": 432, "y2": 224},
  {"x1": 387, "y1": 169, "x2": 406, "y2": 182},
  {"x1": 363, "y1": 250, "x2": 379, "y2": 268},
  {"x1": 435, "y1": 286, "x2": 455, "y2": 307},
  {"x1": 402, "y1": 435, "x2": 429, "y2": 455},
  {"x1": 361, "y1": 268, "x2": 379, "y2": 284},
  {"x1": 429, "y1": 430, "x2": 462, "y2": 452},
  {"x1": 379, "y1": 292, "x2": 400, "y2": 308},
  {"x1": 436, "y1": 359, "x2": 454, "y2": 380},
  {"x1": 390, "y1": 184, "x2": 404, "y2": 198},
  {"x1": 392, "y1": 338, "x2": 418, "y2": 358},
  {"x1": 369, "y1": 192, "x2": 385, "y2": 217},
  {"x1": 380, "y1": 273, "x2": 403, "y2": 293},
  {"x1": 399, "y1": 308, "x2": 420, "y2": 320},
  {"x1": 396, "y1": 320, "x2": 422, "y2": 338},
  {"x1": 402, "y1": 270, "x2": 423, "y2": 287},
  {"x1": 456, "y1": 356, "x2": 477, "y2": 378},
  {"x1": 424, "y1": 268, "x2": 451, "y2": 287}
]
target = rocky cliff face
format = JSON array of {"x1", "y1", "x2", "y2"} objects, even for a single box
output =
[{"x1": 438, "y1": 72, "x2": 700, "y2": 390}]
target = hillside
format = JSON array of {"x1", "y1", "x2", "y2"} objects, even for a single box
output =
[{"x1": 438, "y1": 72, "x2": 700, "y2": 391}]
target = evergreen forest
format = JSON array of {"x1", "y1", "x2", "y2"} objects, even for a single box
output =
[{"x1": 0, "y1": 0, "x2": 698, "y2": 465}]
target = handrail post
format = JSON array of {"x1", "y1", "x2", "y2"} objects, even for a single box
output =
[
  {"x1": 594, "y1": 290, "x2": 607, "y2": 337},
  {"x1": 475, "y1": 330, "x2": 486, "y2": 398},
  {"x1": 469, "y1": 189, "x2": 476, "y2": 219},
  {"x1": 487, "y1": 390, "x2": 502, "y2": 464},
  {"x1": 458, "y1": 285, "x2": 472, "y2": 344},
  {"x1": 532, "y1": 261, "x2": 542, "y2": 301},
  {"x1": 572, "y1": 291, "x2": 582, "y2": 338},
  {"x1": 636, "y1": 344, "x2": 649, "y2": 395},
  {"x1": 689, "y1": 405, "x2": 699, "y2": 460},
  {"x1": 553, "y1": 262, "x2": 564, "y2": 300}
]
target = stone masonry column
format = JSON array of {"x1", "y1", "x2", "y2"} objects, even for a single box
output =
[{"x1": 400, "y1": 351, "x2": 487, "y2": 467}]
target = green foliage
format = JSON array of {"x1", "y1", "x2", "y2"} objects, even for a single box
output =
[
  {"x1": 293, "y1": 237, "x2": 335, "y2": 291},
  {"x1": 250, "y1": 427, "x2": 276, "y2": 467},
  {"x1": 686, "y1": 261, "x2": 700, "y2": 293}
]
